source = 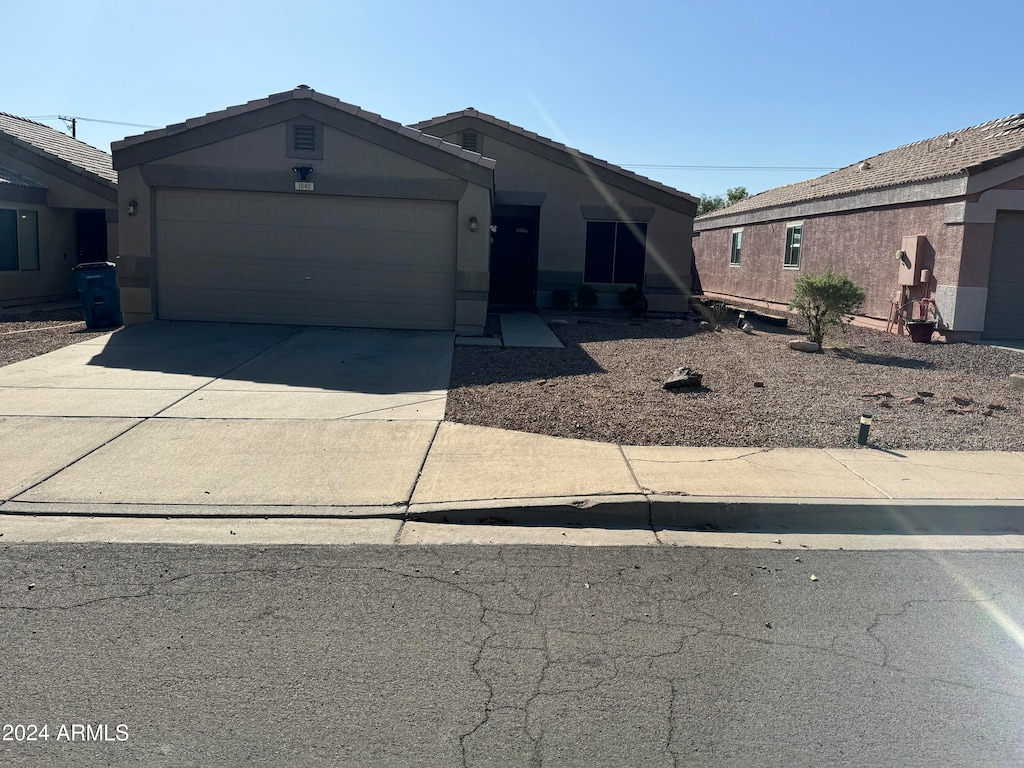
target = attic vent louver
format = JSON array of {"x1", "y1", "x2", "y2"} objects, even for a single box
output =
[
  {"x1": 294, "y1": 125, "x2": 316, "y2": 152},
  {"x1": 460, "y1": 130, "x2": 479, "y2": 152}
]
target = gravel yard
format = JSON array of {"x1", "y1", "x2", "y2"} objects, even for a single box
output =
[
  {"x1": 446, "y1": 313, "x2": 1024, "y2": 451},
  {"x1": 0, "y1": 308, "x2": 111, "y2": 368}
]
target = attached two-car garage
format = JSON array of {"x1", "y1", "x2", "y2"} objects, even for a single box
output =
[
  {"x1": 111, "y1": 86, "x2": 494, "y2": 335},
  {"x1": 155, "y1": 189, "x2": 458, "y2": 330}
]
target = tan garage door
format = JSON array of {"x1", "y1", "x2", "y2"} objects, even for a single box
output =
[
  {"x1": 984, "y1": 211, "x2": 1024, "y2": 340},
  {"x1": 155, "y1": 189, "x2": 457, "y2": 330}
]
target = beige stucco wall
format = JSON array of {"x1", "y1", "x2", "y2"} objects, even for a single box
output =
[
  {"x1": 429, "y1": 127, "x2": 695, "y2": 311},
  {"x1": 0, "y1": 203, "x2": 77, "y2": 307}
]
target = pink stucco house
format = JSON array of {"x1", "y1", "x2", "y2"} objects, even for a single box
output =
[{"x1": 693, "y1": 114, "x2": 1024, "y2": 341}]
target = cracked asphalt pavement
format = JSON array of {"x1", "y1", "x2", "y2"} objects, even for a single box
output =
[{"x1": 1, "y1": 543, "x2": 1022, "y2": 767}]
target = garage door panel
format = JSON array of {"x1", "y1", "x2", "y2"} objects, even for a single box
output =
[
  {"x1": 156, "y1": 190, "x2": 457, "y2": 330},
  {"x1": 984, "y1": 212, "x2": 1024, "y2": 339}
]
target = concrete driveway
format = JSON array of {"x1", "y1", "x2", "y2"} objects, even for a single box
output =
[{"x1": 0, "y1": 322, "x2": 452, "y2": 516}]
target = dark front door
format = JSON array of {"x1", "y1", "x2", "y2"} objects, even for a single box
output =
[
  {"x1": 75, "y1": 210, "x2": 108, "y2": 265},
  {"x1": 489, "y1": 212, "x2": 539, "y2": 308}
]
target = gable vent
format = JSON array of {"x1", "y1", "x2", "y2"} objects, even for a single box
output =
[
  {"x1": 294, "y1": 125, "x2": 317, "y2": 152},
  {"x1": 460, "y1": 130, "x2": 479, "y2": 152}
]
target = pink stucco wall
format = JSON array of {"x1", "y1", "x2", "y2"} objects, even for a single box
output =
[{"x1": 694, "y1": 200, "x2": 965, "y2": 319}]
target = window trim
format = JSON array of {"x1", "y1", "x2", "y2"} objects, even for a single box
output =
[
  {"x1": 583, "y1": 220, "x2": 648, "y2": 285},
  {"x1": 729, "y1": 228, "x2": 743, "y2": 267},
  {"x1": 783, "y1": 222, "x2": 802, "y2": 270}
]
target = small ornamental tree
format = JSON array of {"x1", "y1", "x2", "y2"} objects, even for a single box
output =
[{"x1": 789, "y1": 270, "x2": 866, "y2": 345}]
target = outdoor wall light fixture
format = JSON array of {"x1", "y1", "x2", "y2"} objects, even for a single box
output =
[
  {"x1": 468, "y1": 216, "x2": 479, "y2": 233},
  {"x1": 126, "y1": 200, "x2": 138, "y2": 216},
  {"x1": 858, "y1": 413, "x2": 873, "y2": 446},
  {"x1": 292, "y1": 166, "x2": 314, "y2": 181}
]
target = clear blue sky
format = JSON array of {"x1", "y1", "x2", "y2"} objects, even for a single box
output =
[{"x1": 7, "y1": 0, "x2": 1023, "y2": 198}]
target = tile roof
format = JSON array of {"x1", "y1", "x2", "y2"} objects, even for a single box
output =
[
  {"x1": 412, "y1": 108, "x2": 699, "y2": 203},
  {"x1": 0, "y1": 113, "x2": 117, "y2": 187},
  {"x1": 0, "y1": 165, "x2": 45, "y2": 189},
  {"x1": 698, "y1": 113, "x2": 1024, "y2": 221},
  {"x1": 113, "y1": 86, "x2": 497, "y2": 170}
]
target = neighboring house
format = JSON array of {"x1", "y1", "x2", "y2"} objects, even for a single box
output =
[
  {"x1": 693, "y1": 114, "x2": 1024, "y2": 341},
  {"x1": 112, "y1": 87, "x2": 493, "y2": 333},
  {"x1": 0, "y1": 114, "x2": 118, "y2": 309},
  {"x1": 412, "y1": 109, "x2": 698, "y2": 313}
]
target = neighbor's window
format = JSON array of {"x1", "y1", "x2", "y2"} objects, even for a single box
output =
[
  {"x1": 0, "y1": 209, "x2": 39, "y2": 272},
  {"x1": 730, "y1": 229, "x2": 743, "y2": 266},
  {"x1": 460, "y1": 130, "x2": 479, "y2": 152},
  {"x1": 584, "y1": 221, "x2": 647, "y2": 284},
  {"x1": 784, "y1": 223, "x2": 802, "y2": 268}
]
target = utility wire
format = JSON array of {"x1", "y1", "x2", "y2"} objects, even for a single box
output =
[
  {"x1": 620, "y1": 164, "x2": 838, "y2": 171},
  {"x1": 25, "y1": 115, "x2": 159, "y2": 129}
]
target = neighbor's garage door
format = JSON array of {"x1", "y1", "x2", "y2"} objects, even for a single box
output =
[
  {"x1": 155, "y1": 189, "x2": 457, "y2": 330},
  {"x1": 984, "y1": 211, "x2": 1024, "y2": 339}
]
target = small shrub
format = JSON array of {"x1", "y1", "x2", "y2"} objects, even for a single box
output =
[
  {"x1": 697, "y1": 300, "x2": 730, "y2": 330},
  {"x1": 618, "y1": 287, "x2": 639, "y2": 307},
  {"x1": 551, "y1": 289, "x2": 573, "y2": 310},
  {"x1": 789, "y1": 269, "x2": 866, "y2": 345},
  {"x1": 577, "y1": 285, "x2": 599, "y2": 308}
]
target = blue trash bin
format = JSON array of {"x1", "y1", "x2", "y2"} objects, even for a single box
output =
[{"x1": 72, "y1": 261, "x2": 123, "y2": 329}]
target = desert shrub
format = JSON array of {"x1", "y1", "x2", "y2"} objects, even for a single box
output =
[
  {"x1": 789, "y1": 270, "x2": 866, "y2": 345},
  {"x1": 697, "y1": 300, "x2": 730, "y2": 330},
  {"x1": 551, "y1": 289, "x2": 573, "y2": 310},
  {"x1": 577, "y1": 285, "x2": 599, "y2": 308}
]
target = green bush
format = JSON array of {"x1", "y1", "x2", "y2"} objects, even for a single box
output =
[
  {"x1": 789, "y1": 270, "x2": 866, "y2": 345},
  {"x1": 577, "y1": 285, "x2": 599, "y2": 308}
]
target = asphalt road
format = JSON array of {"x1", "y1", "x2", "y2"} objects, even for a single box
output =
[{"x1": 1, "y1": 543, "x2": 1022, "y2": 767}]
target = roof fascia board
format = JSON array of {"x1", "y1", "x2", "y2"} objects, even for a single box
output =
[
  {"x1": 965, "y1": 153, "x2": 1024, "y2": 195},
  {"x1": 114, "y1": 100, "x2": 494, "y2": 189},
  {"x1": 420, "y1": 115, "x2": 697, "y2": 215},
  {"x1": 695, "y1": 175, "x2": 968, "y2": 230},
  {"x1": 0, "y1": 185, "x2": 47, "y2": 205},
  {"x1": 0, "y1": 137, "x2": 117, "y2": 202}
]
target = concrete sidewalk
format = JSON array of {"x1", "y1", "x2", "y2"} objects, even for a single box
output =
[{"x1": 1, "y1": 321, "x2": 1022, "y2": 541}]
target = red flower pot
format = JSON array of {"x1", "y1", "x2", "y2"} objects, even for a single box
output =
[{"x1": 907, "y1": 320, "x2": 935, "y2": 343}]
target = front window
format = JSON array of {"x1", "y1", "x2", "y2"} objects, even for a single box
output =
[
  {"x1": 784, "y1": 223, "x2": 802, "y2": 269},
  {"x1": 0, "y1": 209, "x2": 39, "y2": 272},
  {"x1": 583, "y1": 221, "x2": 647, "y2": 284},
  {"x1": 730, "y1": 229, "x2": 742, "y2": 266}
]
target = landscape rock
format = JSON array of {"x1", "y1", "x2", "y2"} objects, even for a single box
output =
[
  {"x1": 788, "y1": 340, "x2": 821, "y2": 353},
  {"x1": 952, "y1": 395, "x2": 973, "y2": 406},
  {"x1": 904, "y1": 396, "x2": 925, "y2": 404},
  {"x1": 878, "y1": 400, "x2": 892, "y2": 408},
  {"x1": 988, "y1": 402, "x2": 1006, "y2": 410},
  {"x1": 699, "y1": 321, "x2": 713, "y2": 331},
  {"x1": 549, "y1": 318, "x2": 569, "y2": 326},
  {"x1": 753, "y1": 381, "x2": 765, "y2": 388},
  {"x1": 873, "y1": 390, "x2": 894, "y2": 398},
  {"x1": 740, "y1": 322, "x2": 754, "y2": 334},
  {"x1": 983, "y1": 408, "x2": 994, "y2": 417},
  {"x1": 918, "y1": 391, "x2": 935, "y2": 397},
  {"x1": 663, "y1": 367, "x2": 703, "y2": 390}
]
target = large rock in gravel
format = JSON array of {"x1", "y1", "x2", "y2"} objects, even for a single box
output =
[
  {"x1": 663, "y1": 367, "x2": 703, "y2": 390},
  {"x1": 788, "y1": 340, "x2": 821, "y2": 353}
]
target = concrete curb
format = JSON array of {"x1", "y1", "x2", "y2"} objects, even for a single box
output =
[
  {"x1": 0, "y1": 500, "x2": 408, "y2": 519},
  {"x1": 407, "y1": 494, "x2": 650, "y2": 526}
]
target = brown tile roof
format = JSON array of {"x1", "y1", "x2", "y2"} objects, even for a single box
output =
[
  {"x1": 113, "y1": 86, "x2": 497, "y2": 170},
  {"x1": 698, "y1": 113, "x2": 1024, "y2": 221},
  {"x1": 412, "y1": 108, "x2": 698, "y2": 204},
  {"x1": 0, "y1": 113, "x2": 117, "y2": 187}
]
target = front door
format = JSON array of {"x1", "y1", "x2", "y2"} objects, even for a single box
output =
[
  {"x1": 489, "y1": 212, "x2": 539, "y2": 308},
  {"x1": 75, "y1": 210, "x2": 108, "y2": 265}
]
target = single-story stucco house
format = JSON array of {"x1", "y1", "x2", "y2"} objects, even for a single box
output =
[
  {"x1": 0, "y1": 114, "x2": 118, "y2": 309},
  {"x1": 693, "y1": 113, "x2": 1024, "y2": 341},
  {"x1": 412, "y1": 109, "x2": 698, "y2": 313},
  {"x1": 111, "y1": 87, "x2": 698, "y2": 333}
]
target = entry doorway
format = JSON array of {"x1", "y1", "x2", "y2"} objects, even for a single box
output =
[
  {"x1": 75, "y1": 210, "x2": 108, "y2": 265},
  {"x1": 489, "y1": 206, "x2": 540, "y2": 308}
]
